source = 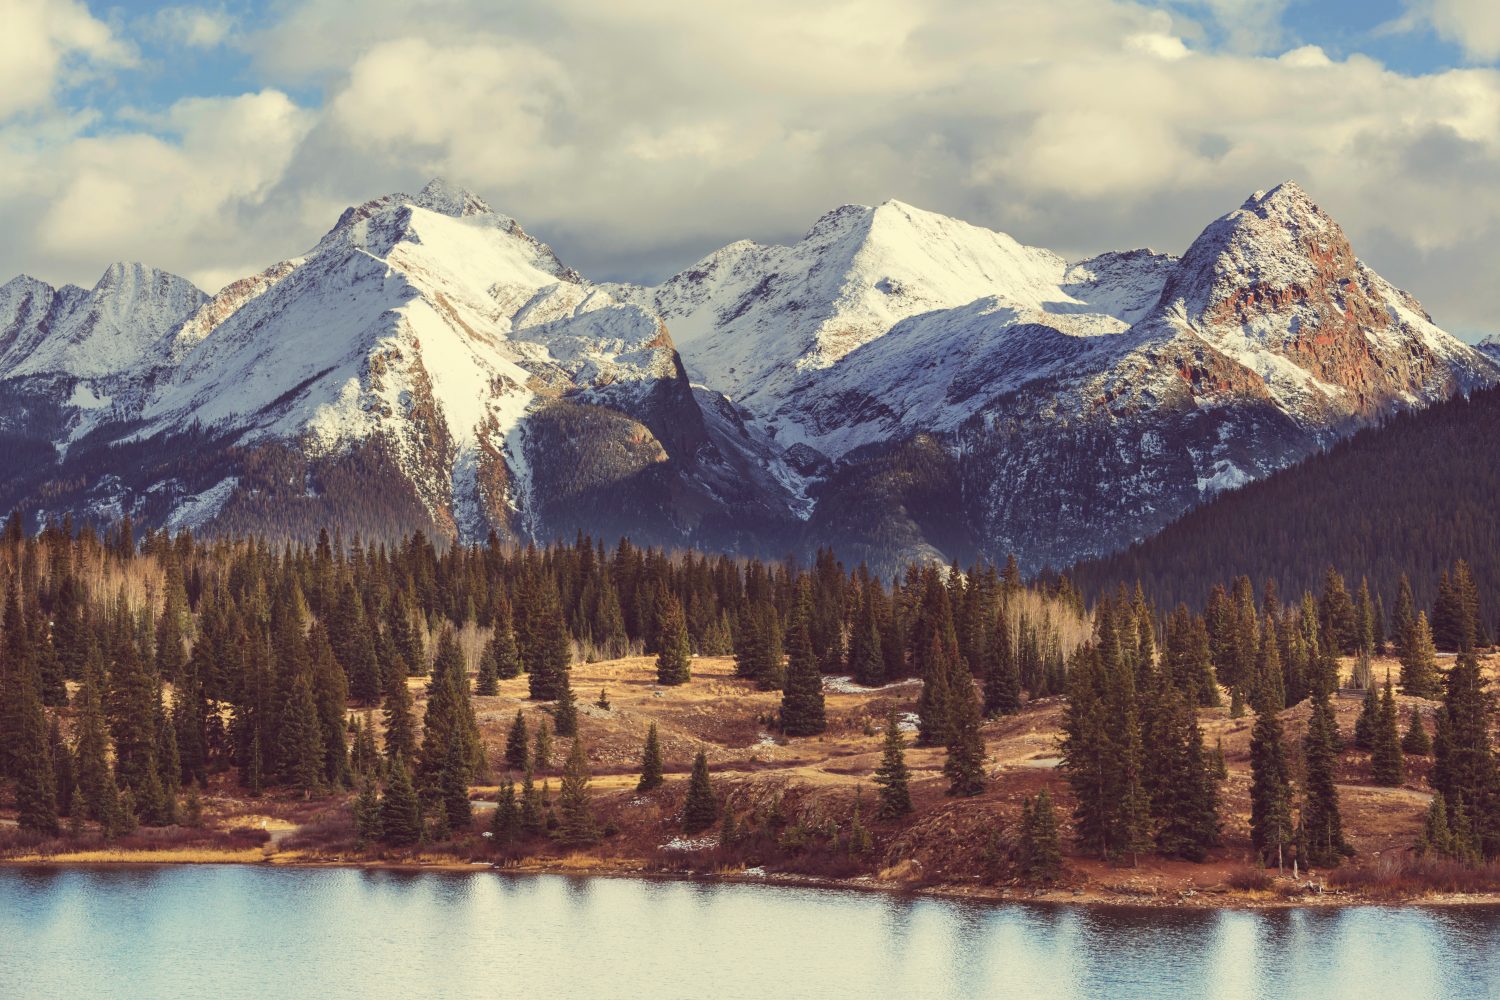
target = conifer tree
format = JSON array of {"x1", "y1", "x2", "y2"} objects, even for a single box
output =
[
  {"x1": 873, "y1": 710, "x2": 913, "y2": 819},
  {"x1": 15, "y1": 695, "x2": 58, "y2": 834},
  {"x1": 526, "y1": 588, "x2": 573, "y2": 701},
  {"x1": 915, "y1": 635, "x2": 953, "y2": 747},
  {"x1": 519, "y1": 763, "x2": 543, "y2": 835},
  {"x1": 1399, "y1": 612, "x2": 1440, "y2": 698},
  {"x1": 487, "y1": 602, "x2": 522, "y2": 681},
  {"x1": 1354, "y1": 683, "x2": 1379, "y2": 750},
  {"x1": 654, "y1": 594, "x2": 692, "y2": 686},
  {"x1": 847, "y1": 588, "x2": 884, "y2": 687},
  {"x1": 1403, "y1": 709, "x2": 1431, "y2": 757},
  {"x1": 353, "y1": 773, "x2": 381, "y2": 844},
  {"x1": 1370, "y1": 680, "x2": 1404, "y2": 787},
  {"x1": 492, "y1": 777, "x2": 520, "y2": 847},
  {"x1": 505, "y1": 711, "x2": 530, "y2": 772},
  {"x1": 944, "y1": 671, "x2": 987, "y2": 797},
  {"x1": 553, "y1": 679, "x2": 579, "y2": 738},
  {"x1": 637, "y1": 722, "x2": 664, "y2": 793},
  {"x1": 382, "y1": 669, "x2": 417, "y2": 767},
  {"x1": 279, "y1": 672, "x2": 324, "y2": 798},
  {"x1": 982, "y1": 612, "x2": 1021, "y2": 717},
  {"x1": 1016, "y1": 789, "x2": 1062, "y2": 882},
  {"x1": 558, "y1": 737, "x2": 598, "y2": 845},
  {"x1": 475, "y1": 642, "x2": 499, "y2": 697},
  {"x1": 681, "y1": 749, "x2": 718, "y2": 834},
  {"x1": 378, "y1": 755, "x2": 421, "y2": 847},
  {"x1": 1302, "y1": 692, "x2": 1352, "y2": 866},
  {"x1": 439, "y1": 728, "x2": 472, "y2": 834},
  {"x1": 1418, "y1": 791, "x2": 1453, "y2": 858},
  {"x1": 1432, "y1": 652, "x2": 1496, "y2": 857},
  {"x1": 779, "y1": 583, "x2": 825, "y2": 737},
  {"x1": 533, "y1": 719, "x2": 552, "y2": 771},
  {"x1": 1146, "y1": 686, "x2": 1220, "y2": 861},
  {"x1": 1249, "y1": 685, "x2": 1293, "y2": 870}
]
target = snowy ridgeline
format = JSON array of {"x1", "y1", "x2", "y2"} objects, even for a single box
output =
[{"x1": 0, "y1": 178, "x2": 1496, "y2": 567}]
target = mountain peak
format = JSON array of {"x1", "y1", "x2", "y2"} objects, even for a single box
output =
[
  {"x1": 1243, "y1": 180, "x2": 1313, "y2": 212},
  {"x1": 412, "y1": 177, "x2": 493, "y2": 218}
]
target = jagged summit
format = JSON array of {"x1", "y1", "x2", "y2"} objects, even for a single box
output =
[
  {"x1": 412, "y1": 177, "x2": 493, "y2": 217},
  {"x1": 0, "y1": 179, "x2": 1494, "y2": 575}
]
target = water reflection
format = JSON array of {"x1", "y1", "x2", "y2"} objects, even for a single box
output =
[{"x1": 1, "y1": 867, "x2": 1499, "y2": 1000}]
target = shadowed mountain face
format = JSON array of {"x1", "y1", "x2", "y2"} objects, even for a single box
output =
[{"x1": 1, "y1": 180, "x2": 1494, "y2": 568}]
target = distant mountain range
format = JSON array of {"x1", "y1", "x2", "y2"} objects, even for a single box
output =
[{"x1": 1, "y1": 179, "x2": 1495, "y2": 570}]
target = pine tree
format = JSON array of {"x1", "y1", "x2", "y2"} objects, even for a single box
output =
[
  {"x1": 873, "y1": 710, "x2": 913, "y2": 819},
  {"x1": 488, "y1": 603, "x2": 522, "y2": 680},
  {"x1": 526, "y1": 588, "x2": 573, "y2": 701},
  {"x1": 492, "y1": 777, "x2": 520, "y2": 847},
  {"x1": 779, "y1": 583, "x2": 825, "y2": 737},
  {"x1": 1370, "y1": 679, "x2": 1404, "y2": 787},
  {"x1": 1016, "y1": 789, "x2": 1062, "y2": 882},
  {"x1": 519, "y1": 763, "x2": 543, "y2": 835},
  {"x1": 475, "y1": 641, "x2": 499, "y2": 697},
  {"x1": 557, "y1": 737, "x2": 598, "y2": 845},
  {"x1": 533, "y1": 719, "x2": 552, "y2": 771},
  {"x1": 505, "y1": 711, "x2": 530, "y2": 772},
  {"x1": 681, "y1": 749, "x2": 718, "y2": 834},
  {"x1": 553, "y1": 679, "x2": 579, "y2": 739},
  {"x1": 1354, "y1": 683, "x2": 1379, "y2": 750},
  {"x1": 637, "y1": 723, "x2": 664, "y2": 793},
  {"x1": 1418, "y1": 791, "x2": 1453, "y2": 858},
  {"x1": 1249, "y1": 687, "x2": 1294, "y2": 870},
  {"x1": 439, "y1": 728, "x2": 472, "y2": 834},
  {"x1": 654, "y1": 594, "x2": 692, "y2": 686},
  {"x1": 943, "y1": 671, "x2": 986, "y2": 797},
  {"x1": 982, "y1": 611, "x2": 1021, "y2": 717},
  {"x1": 1302, "y1": 692, "x2": 1352, "y2": 866},
  {"x1": 1432, "y1": 652, "x2": 1496, "y2": 857},
  {"x1": 1403, "y1": 709, "x2": 1431, "y2": 757},
  {"x1": 378, "y1": 755, "x2": 422, "y2": 847},
  {"x1": 1146, "y1": 687, "x2": 1220, "y2": 861},
  {"x1": 915, "y1": 635, "x2": 954, "y2": 747},
  {"x1": 847, "y1": 588, "x2": 884, "y2": 687},
  {"x1": 353, "y1": 773, "x2": 381, "y2": 844},
  {"x1": 382, "y1": 669, "x2": 417, "y2": 767},
  {"x1": 15, "y1": 696, "x2": 58, "y2": 834},
  {"x1": 279, "y1": 672, "x2": 324, "y2": 797},
  {"x1": 1399, "y1": 609, "x2": 1440, "y2": 699}
]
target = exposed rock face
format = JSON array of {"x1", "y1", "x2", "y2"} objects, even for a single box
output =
[{"x1": 0, "y1": 179, "x2": 1493, "y2": 571}]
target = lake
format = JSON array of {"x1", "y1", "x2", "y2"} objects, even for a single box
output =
[{"x1": 1, "y1": 865, "x2": 1498, "y2": 999}]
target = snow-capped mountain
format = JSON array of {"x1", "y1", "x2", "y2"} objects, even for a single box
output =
[
  {"x1": 1480, "y1": 335, "x2": 1500, "y2": 365},
  {"x1": 622, "y1": 182, "x2": 1499, "y2": 570},
  {"x1": 0, "y1": 179, "x2": 1493, "y2": 572}
]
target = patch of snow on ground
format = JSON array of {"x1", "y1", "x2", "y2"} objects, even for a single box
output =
[
  {"x1": 896, "y1": 711, "x2": 920, "y2": 734},
  {"x1": 165, "y1": 477, "x2": 238, "y2": 529},
  {"x1": 823, "y1": 675, "x2": 923, "y2": 694},
  {"x1": 661, "y1": 835, "x2": 718, "y2": 852}
]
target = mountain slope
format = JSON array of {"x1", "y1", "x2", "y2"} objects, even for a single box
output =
[
  {"x1": 628, "y1": 182, "x2": 1498, "y2": 573},
  {"x1": 1070, "y1": 383, "x2": 1500, "y2": 627},
  {"x1": 0, "y1": 180, "x2": 1492, "y2": 571},
  {"x1": 0, "y1": 180, "x2": 798, "y2": 550}
]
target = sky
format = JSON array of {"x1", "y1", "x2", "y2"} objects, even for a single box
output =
[{"x1": 3, "y1": 0, "x2": 1499, "y2": 342}]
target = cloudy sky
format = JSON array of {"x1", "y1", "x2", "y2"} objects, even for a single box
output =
[{"x1": 4, "y1": 0, "x2": 1499, "y2": 341}]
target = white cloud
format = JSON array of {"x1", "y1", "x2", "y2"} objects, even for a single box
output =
[
  {"x1": 1409, "y1": 0, "x2": 1500, "y2": 62},
  {"x1": 148, "y1": 6, "x2": 236, "y2": 49},
  {"x1": 0, "y1": 0, "x2": 132, "y2": 121},
  {"x1": 4, "y1": 0, "x2": 1500, "y2": 339}
]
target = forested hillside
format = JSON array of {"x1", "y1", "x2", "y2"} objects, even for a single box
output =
[
  {"x1": 1, "y1": 517, "x2": 1496, "y2": 899},
  {"x1": 1073, "y1": 385, "x2": 1500, "y2": 629}
]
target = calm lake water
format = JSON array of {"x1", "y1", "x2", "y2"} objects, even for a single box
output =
[{"x1": 2, "y1": 865, "x2": 1499, "y2": 999}]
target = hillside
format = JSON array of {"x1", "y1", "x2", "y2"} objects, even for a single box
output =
[{"x1": 1072, "y1": 384, "x2": 1500, "y2": 623}]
